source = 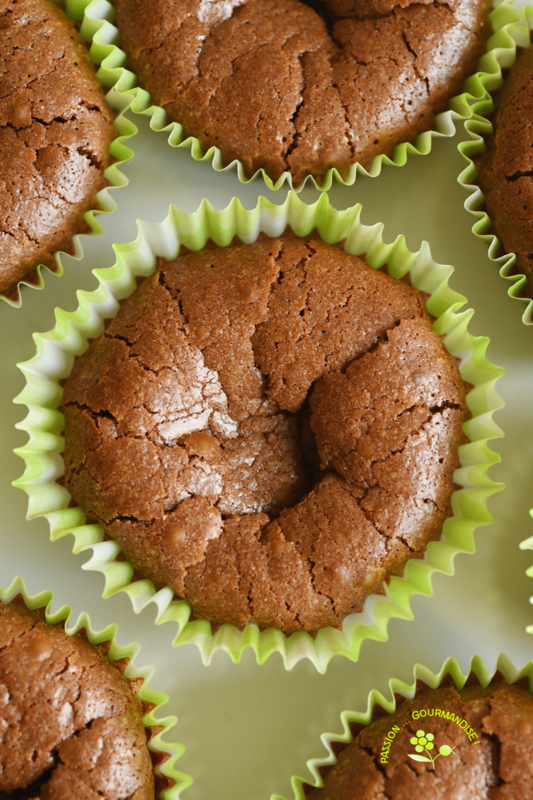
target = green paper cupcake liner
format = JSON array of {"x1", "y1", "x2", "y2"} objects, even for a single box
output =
[
  {"x1": 0, "y1": 0, "x2": 136, "y2": 310},
  {"x1": 274, "y1": 652, "x2": 533, "y2": 800},
  {"x1": 458, "y1": 3, "x2": 533, "y2": 325},
  {"x1": 79, "y1": 0, "x2": 520, "y2": 193},
  {"x1": 0, "y1": 574, "x2": 192, "y2": 799},
  {"x1": 13, "y1": 192, "x2": 504, "y2": 673}
]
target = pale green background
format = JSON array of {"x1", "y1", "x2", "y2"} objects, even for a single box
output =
[{"x1": 1, "y1": 49, "x2": 532, "y2": 800}]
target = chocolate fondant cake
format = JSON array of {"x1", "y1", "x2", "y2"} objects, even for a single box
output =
[
  {"x1": 115, "y1": 0, "x2": 489, "y2": 184},
  {"x1": 0, "y1": 0, "x2": 114, "y2": 295},
  {"x1": 307, "y1": 679, "x2": 533, "y2": 799},
  {"x1": 62, "y1": 236, "x2": 467, "y2": 632},
  {"x1": 478, "y1": 45, "x2": 533, "y2": 298},
  {"x1": 0, "y1": 600, "x2": 154, "y2": 798}
]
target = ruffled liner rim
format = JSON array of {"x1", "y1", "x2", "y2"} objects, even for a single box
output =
[{"x1": 458, "y1": 2, "x2": 533, "y2": 326}]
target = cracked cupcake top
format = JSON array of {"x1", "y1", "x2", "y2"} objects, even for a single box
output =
[
  {"x1": 114, "y1": 0, "x2": 488, "y2": 184},
  {"x1": 307, "y1": 679, "x2": 533, "y2": 799},
  {"x1": 478, "y1": 46, "x2": 533, "y2": 300},
  {"x1": 0, "y1": 0, "x2": 115, "y2": 296},
  {"x1": 0, "y1": 600, "x2": 154, "y2": 799},
  {"x1": 62, "y1": 236, "x2": 466, "y2": 633}
]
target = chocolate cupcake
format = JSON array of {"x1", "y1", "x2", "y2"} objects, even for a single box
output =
[
  {"x1": 61, "y1": 234, "x2": 467, "y2": 633},
  {"x1": 0, "y1": 0, "x2": 115, "y2": 296},
  {"x1": 0, "y1": 598, "x2": 155, "y2": 798},
  {"x1": 478, "y1": 45, "x2": 533, "y2": 299},
  {"x1": 306, "y1": 676, "x2": 533, "y2": 799},
  {"x1": 114, "y1": 0, "x2": 489, "y2": 185}
]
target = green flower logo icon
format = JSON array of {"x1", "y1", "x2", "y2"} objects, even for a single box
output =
[{"x1": 408, "y1": 730, "x2": 455, "y2": 769}]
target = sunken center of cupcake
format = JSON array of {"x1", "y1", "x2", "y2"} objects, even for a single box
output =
[
  {"x1": 156, "y1": 391, "x2": 317, "y2": 521},
  {"x1": 298, "y1": 0, "x2": 339, "y2": 31},
  {"x1": 63, "y1": 235, "x2": 430, "y2": 529}
]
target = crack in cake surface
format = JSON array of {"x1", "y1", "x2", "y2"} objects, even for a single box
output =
[
  {"x1": 62, "y1": 236, "x2": 467, "y2": 632},
  {"x1": 0, "y1": 0, "x2": 115, "y2": 294},
  {"x1": 0, "y1": 602, "x2": 154, "y2": 798},
  {"x1": 114, "y1": 0, "x2": 489, "y2": 184},
  {"x1": 306, "y1": 679, "x2": 533, "y2": 799}
]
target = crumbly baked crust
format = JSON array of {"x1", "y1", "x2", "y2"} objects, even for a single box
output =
[
  {"x1": 63, "y1": 236, "x2": 466, "y2": 632},
  {"x1": 307, "y1": 680, "x2": 533, "y2": 799},
  {"x1": 0, "y1": 0, "x2": 114, "y2": 295},
  {"x1": 115, "y1": 0, "x2": 488, "y2": 184},
  {"x1": 0, "y1": 601, "x2": 154, "y2": 799},
  {"x1": 479, "y1": 46, "x2": 533, "y2": 298}
]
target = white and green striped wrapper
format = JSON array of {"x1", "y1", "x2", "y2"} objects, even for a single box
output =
[
  {"x1": 458, "y1": 1, "x2": 533, "y2": 325},
  {"x1": 14, "y1": 192, "x2": 504, "y2": 673}
]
